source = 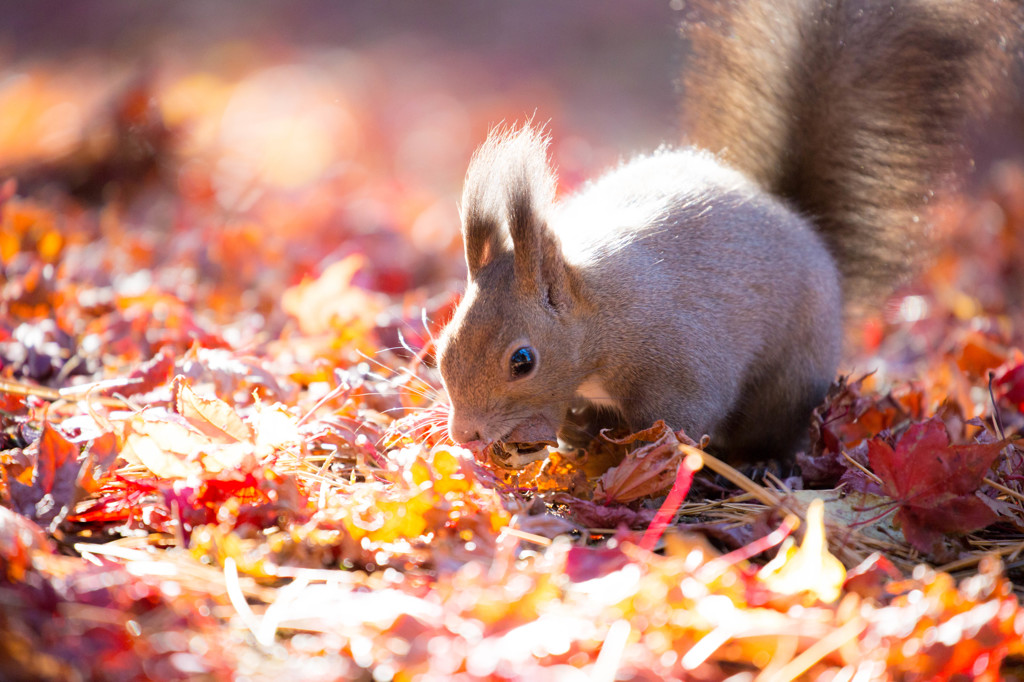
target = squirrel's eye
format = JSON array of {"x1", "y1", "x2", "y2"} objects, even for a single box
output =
[{"x1": 509, "y1": 346, "x2": 536, "y2": 379}]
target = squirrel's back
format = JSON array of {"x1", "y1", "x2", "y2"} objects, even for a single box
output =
[{"x1": 681, "y1": 0, "x2": 1021, "y2": 303}]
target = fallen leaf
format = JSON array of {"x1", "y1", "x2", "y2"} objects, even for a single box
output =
[
  {"x1": 76, "y1": 431, "x2": 120, "y2": 493},
  {"x1": 554, "y1": 494, "x2": 657, "y2": 530},
  {"x1": 120, "y1": 410, "x2": 255, "y2": 479},
  {"x1": 0, "y1": 504, "x2": 53, "y2": 581},
  {"x1": 177, "y1": 345, "x2": 289, "y2": 402},
  {"x1": 6, "y1": 421, "x2": 85, "y2": 529},
  {"x1": 111, "y1": 346, "x2": 176, "y2": 397},
  {"x1": 786, "y1": 488, "x2": 899, "y2": 545},
  {"x1": 121, "y1": 414, "x2": 209, "y2": 479},
  {"x1": 996, "y1": 361, "x2": 1024, "y2": 410},
  {"x1": 866, "y1": 418, "x2": 1007, "y2": 556},
  {"x1": 758, "y1": 499, "x2": 846, "y2": 604},
  {"x1": 594, "y1": 421, "x2": 696, "y2": 503},
  {"x1": 281, "y1": 253, "x2": 384, "y2": 337},
  {"x1": 564, "y1": 544, "x2": 630, "y2": 583},
  {"x1": 843, "y1": 553, "x2": 904, "y2": 603},
  {"x1": 172, "y1": 376, "x2": 253, "y2": 444}
]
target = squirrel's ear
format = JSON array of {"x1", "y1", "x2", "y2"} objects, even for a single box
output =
[
  {"x1": 460, "y1": 204, "x2": 505, "y2": 278},
  {"x1": 495, "y1": 127, "x2": 578, "y2": 311},
  {"x1": 507, "y1": 172, "x2": 574, "y2": 310},
  {"x1": 460, "y1": 125, "x2": 557, "y2": 280}
]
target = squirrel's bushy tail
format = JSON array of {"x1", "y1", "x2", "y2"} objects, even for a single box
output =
[{"x1": 681, "y1": 0, "x2": 1021, "y2": 303}]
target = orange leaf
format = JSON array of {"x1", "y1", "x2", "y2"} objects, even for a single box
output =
[
  {"x1": 0, "y1": 505, "x2": 53, "y2": 582},
  {"x1": 758, "y1": 499, "x2": 846, "y2": 604},
  {"x1": 35, "y1": 421, "x2": 78, "y2": 494},
  {"x1": 77, "y1": 431, "x2": 120, "y2": 494},
  {"x1": 122, "y1": 411, "x2": 256, "y2": 479}
]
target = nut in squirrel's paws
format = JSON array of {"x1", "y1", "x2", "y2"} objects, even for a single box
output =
[{"x1": 489, "y1": 414, "x2": 558, "y2": 469}]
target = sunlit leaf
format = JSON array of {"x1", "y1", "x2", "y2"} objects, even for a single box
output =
[
  {"x1": 172, "y1": 376, "x2": 253, "y2": 444},
  {"x1": 758, "y1": 499, "x2": 846, "y2": 604}
]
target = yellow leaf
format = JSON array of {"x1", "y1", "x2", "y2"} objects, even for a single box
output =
[
  {"x1": 122, "y1": 414, "x2": 209, "y2": 479},
  {"x1": 120, "y1": 411, "x2": 255, "y2": 478},
  {"x1": 173, "y1": 376, "x2": 253, "y2": 444},
  {"x1": 281, "y1": 253, "x2": 384, "y2": 336},
  {"x1": 759, "y1": 498, "x2": 846, "y2": 603},
  {"x1": 431, "y1": 447, "x2": 472, "y2": 495}
]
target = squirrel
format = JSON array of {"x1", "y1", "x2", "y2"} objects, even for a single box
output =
[{"x1": 435, "y1": 0, "x2": 1021, "y2": 468}]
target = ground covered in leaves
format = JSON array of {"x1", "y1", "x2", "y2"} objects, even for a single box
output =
[{"x1": 3, "y1": 8, "x2": 1024, "y2": 681}]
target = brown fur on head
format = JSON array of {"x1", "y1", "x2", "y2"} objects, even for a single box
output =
[{"x1": 437, "y1": 125, "x2": 589, "y2": 466}]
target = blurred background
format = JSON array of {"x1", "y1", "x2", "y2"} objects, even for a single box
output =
[
  {"x1": 0, "y1": 2, "x2": 687, "y2": 346},
  {"x1": 1, "y1": 1, "x2": 1023, "y2": 381}
]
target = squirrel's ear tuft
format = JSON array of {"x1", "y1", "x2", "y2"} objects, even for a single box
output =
[
  {"x1": 460, "y1": 124, "x2": 556, "y2": 279},
  {"x1": 498, "y1": 127, "x2": 575, "y2": 309}
]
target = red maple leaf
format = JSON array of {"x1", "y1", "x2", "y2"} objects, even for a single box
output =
[
  {"x1": 996, "y1": 362, "x2": 1024, "y2": 411},
  {"x1": 866, "y1": 418, "x2": 1006, "y2": 556},
  {"x1": 114, "y1": 346, "x2": 175, "y2": 398}
]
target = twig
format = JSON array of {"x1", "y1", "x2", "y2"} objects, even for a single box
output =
[
  {"x1": 499, "y1": 527, "x2": 553, "y2": 547},
  {"x1": 0, "y1": 378, "x2": 60, "y2": 400},
  {"x1": 841, "y1": 449, "x2": 883, "y2": 486},
  {"x1": 935, "y1": 543, "x2": 1022, "y2": 574},
  {"x1": 696, "y1": 447, "x2": 791, "y2": 511},
  {"x1": 984, "y1": 476, "x2": 1024, "y2": 505}
]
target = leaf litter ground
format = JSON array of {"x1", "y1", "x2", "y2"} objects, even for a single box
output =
[{"x1": 2, "y1": 37, "x2": 1024, "y2": 682}]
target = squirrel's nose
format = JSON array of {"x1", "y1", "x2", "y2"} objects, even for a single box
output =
[
  {"x1": 448, "y1": 415, "x2": 481, "y2": 444},
  {"x1": 450, "y1": 425, "x2": 481, "y2": 444}
]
